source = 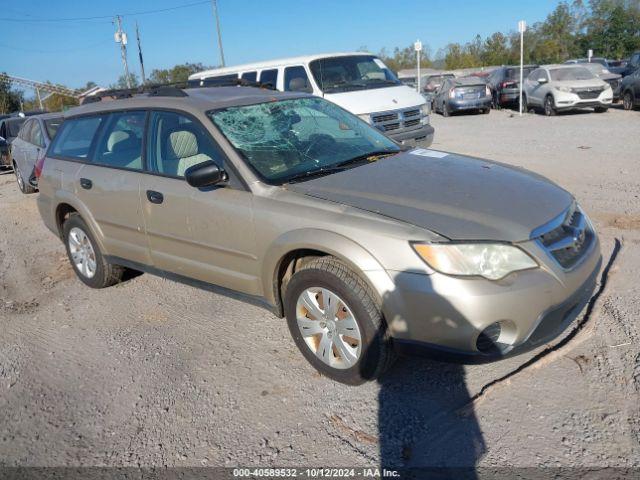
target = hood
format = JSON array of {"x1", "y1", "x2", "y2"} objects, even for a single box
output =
[
  {"x1": 324, "y1": 85, "x2": 426, "y2": 115},
  {"x1": 285, "y1": 150, "x2": 573, "y2": 242}
]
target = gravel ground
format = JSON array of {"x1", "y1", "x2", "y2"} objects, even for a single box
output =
[{"x1": 0, "y1": 105, "x2": 639, "y2": 470}]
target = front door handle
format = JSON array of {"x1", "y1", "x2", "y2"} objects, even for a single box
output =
[
  {"x1": 79, "y1": 178, "x2": 92, "y2": 190},
  {"x1": 146, "y1": 190, "x2": 164, "y2": 204}
]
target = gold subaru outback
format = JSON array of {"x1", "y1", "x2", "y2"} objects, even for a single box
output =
[{"x1": 37, "y1": 85, "x2": 601, "y2": 384}]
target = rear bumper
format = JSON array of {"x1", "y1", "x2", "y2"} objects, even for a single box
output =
[
  {"x1": 447, "y1": 97, "x2": 492, "y2": 111},
  {"x1": 388, "y1": 124, "x2": 434, "y2": 148}
]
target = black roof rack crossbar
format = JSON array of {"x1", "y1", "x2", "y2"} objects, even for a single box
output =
[{"x1": 82, "y1": 78, "x2": 277, "y2": 103}]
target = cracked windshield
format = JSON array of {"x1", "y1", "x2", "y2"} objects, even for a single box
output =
[{"x1": 209, "y1": 97, "x2": 399, "y2": 183}]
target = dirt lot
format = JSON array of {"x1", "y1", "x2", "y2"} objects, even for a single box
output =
[{"x1": 0, "y1": 106, "x2": 639, "y2": 470}]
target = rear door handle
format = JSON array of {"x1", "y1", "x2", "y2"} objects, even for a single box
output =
[
  {"x1": 79, "y1": 178, "x2": 92, "y2": 190},
  {"x1": 146, "y1": 190, "x2": 164, "y2": 204}
]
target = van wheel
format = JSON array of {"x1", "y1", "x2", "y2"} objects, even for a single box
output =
[
  {"x1": 14, "y1": 163, "x2": 36, "y2": 194},
  {"x1": 284, "y1": 257, "x2": 395, "y2": 385},
  {"x1": 63, "y1": 214, "x2": 124, "y2": 288},
  {"x1": 544, "y1": 95, "x2": 556, "y2": 116}
]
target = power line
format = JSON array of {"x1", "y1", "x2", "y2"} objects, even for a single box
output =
[{"x1": 0, "y1": 1, "x2": 210, "y2": 23}]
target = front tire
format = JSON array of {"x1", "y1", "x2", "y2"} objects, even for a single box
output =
[
  {"x1": 284, "y1": 257, "x2": 394, "y2": 385},
  {"x1": 623, "y1": 91, "x2": 634, "y2": 110},
  {"x1": 62, "y1": 214, "x2": 124, "y2": 288},
  {"x1": 594, "y1": 106, "x2": 608, "y2": 113},
  {"x1": 544, "y1": 95, "x2": 557, "y2": 116}
]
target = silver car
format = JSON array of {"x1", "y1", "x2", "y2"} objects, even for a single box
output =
[
  {"x1": 11, "y1": 113, "x2": 63, "y2": 193},
  {"x1": 37, "y1": 86, "x2": 601, "y2": 384}
]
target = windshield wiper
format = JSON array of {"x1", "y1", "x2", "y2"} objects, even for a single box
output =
[{"x1": 284, "y1": 150, "x2": 398, "y2": 183}]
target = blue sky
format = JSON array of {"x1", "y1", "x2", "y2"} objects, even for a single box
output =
[{"x1": 3, "y1": 0, "x2": 561, "y2": 92}]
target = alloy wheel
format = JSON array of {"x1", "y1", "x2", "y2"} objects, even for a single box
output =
[
  {"x1": 68, "y1": 227, "x2": 97, "y2": 279},
  {"x1": 295, "y1": 287, "x2": 362, "y2": 369},
  {"x1": 623, "y1": 93, "x2": 633, "y2": 110}
]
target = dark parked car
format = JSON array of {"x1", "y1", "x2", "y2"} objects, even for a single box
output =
[
  {"x1": 432, "y1": 76, "x2": 491, "y2": 116},
  {"x1": 611, "y1": 52, "x2": 640, "y2": 77},
  {"x1": 620, "y1": 67, "x2": 640, "y2": 110},
  {"x1": 487, "y1": 65, "x2": 539, "y2": 108},
  {"x1": 0, "y1": 116, "x2": 27, "y2": 169},
  {"x1": 10, "y1": 113, "x2": 63, "y2": 193}
]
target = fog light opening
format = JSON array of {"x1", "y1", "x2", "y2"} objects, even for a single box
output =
[{"x1": 476, "y1": 321, "x2": 516, "y2": 354}]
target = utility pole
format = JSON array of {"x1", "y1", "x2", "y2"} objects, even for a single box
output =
[
  {"x1": 211, "y1": 0, "x2": 226, "y2": 67},
  {"x1": 518, "y1": 20, "x2": 526, "y2": 116},
  {"x1": 414, "y1": 40, "x2": 422, "y2": 94},
  {"x1": 114, "y1": 15, "x2": 132, "y2": 89},
  {"x1": 35, "y1": 87, "x2": 43, "y2": 111},
  {"x1": 136, "y1": 22, "x2": 146, "y2": 85}
]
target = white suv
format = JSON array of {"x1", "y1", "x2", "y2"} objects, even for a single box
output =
[{"x1": 523, "y1": 64, "x2": 613, "y2": 115}]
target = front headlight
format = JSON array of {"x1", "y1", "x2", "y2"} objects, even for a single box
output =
[
  {"x1": 555, "y1": 86, "x2": 572, "y2": 93},
  {"x1": 412, "y1": 243, "x2": 538, "y2": 280},
  {"x1": 357, "y1": 114, "x2": 371, "y2": 124},
  {"x1": 420, "y1": 103, "x2": 431, "y2": 116}
]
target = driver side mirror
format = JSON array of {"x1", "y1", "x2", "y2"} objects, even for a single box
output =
[
  {"x1": 185, "y1": 160, "x2": 227, "y2": 188},
  {"x1": 537, "y1": 77, "x2": 548, "y2": 84}
]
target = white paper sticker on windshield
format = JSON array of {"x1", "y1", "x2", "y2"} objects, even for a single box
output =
[
  {"x1": 411, "y1": 148, "x2": 449, "y2": 158},
  {"x1": 373, "y1": 58, "x2": 387, "y2": 69}
]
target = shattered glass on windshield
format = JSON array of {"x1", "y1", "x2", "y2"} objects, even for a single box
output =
[{"x1": 210, "y1": 97, "x2": 398, "y2": 183}]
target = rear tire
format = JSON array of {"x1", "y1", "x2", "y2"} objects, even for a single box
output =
[
  {"x1": 62, "y1": 214, "x2": 125, "y2": 289},
  {"x1": 544, "y1": 95, "x2": 557, "y2": 116},
  {"x1": 14, "y1": 163, "x2": 36, "y2": 194},
  {"x1": 521, "y1": 93, "x2": 529, "y2": 113},
  {"x1": 482, "y1": 108, "x2": 490, "y2": 114},
  {"x1": 284, "y1": 257, "x2": 395, "y2": 385}
]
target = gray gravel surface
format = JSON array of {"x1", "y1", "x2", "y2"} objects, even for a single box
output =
[{"x1": 0, "y1": 105, "x2": 638, "y2": 468}]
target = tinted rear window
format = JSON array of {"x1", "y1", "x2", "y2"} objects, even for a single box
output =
[
  {"x1": 241, "y1": 71, "x2": 257, "y2": 82},
  {"x1": 259, "y1": 69, "x2": 278, "y2": 88},
  {"x1": 50, "y1": 116, "x2": 103, "y2": 159},
  {"x1": 505, "y1": 67, "x2": 536, "y2": 79}
]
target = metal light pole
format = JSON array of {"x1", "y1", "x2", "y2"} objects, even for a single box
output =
[
  {"x1": 211, "y1": 0, "x2": 226, "y2": 67},
  {"x1": 414, "y1": 40, "x2": 422, "y2": 93},
  {"x1": 518, "y1": 20, "x2": 526, "y2": 116},
  {"x1": 114, "y1": 15, "x2": 132, "y2": 89}
]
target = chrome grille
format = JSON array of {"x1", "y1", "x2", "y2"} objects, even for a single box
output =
[
  {"x1": 537, "y1": 205, "x2": 593, "y2": 269},
  {"x1": 571, "y1": 87, "x2": 603, "y2": 99},
  {"x1": 371, "y1": 107, "x2": 424, "y2": 136}
]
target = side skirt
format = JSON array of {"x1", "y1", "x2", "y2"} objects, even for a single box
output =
[{"x1": 104, "y1": 255, "x2": 277, "y2": 315}]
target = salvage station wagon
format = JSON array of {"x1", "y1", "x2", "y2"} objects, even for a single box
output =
[{"x1": 37, "y1": 85, "x2": 601, "y2": 384}]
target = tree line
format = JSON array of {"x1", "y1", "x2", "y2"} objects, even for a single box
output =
[{"x1": 379, "y1": 0, "x2": 640, "y2": 71}]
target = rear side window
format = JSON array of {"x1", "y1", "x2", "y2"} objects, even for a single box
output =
[
  {"x1": 146, "y1": 111, "x2": 224, "y2": 178},
  {"x1": 30, "y1": 122, "x2": 45, "y2": 148},
  {"x1": 284, "y1": 66, "x2": 312, "y2": 93},
  {"x1": 259, "y1": 69, "x2": 278, "y2": 88},
  {"x1": 240, "y1": 71, "x2": 257, "y2": 82},
  {"x1": 44, "y1": 118, "x2": 63, "y2": 140},
  {"x1": 92, "y1": 111, "x2": 146, "y2": 170},
  {"x1": 50, "y1": 116, "x2": 103, "y2": 159}
]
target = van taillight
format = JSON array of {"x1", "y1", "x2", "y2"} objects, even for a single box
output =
[{"x1": 34, "y1": 153, "x2": 46, "y2": 179}]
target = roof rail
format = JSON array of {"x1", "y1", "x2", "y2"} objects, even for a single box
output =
[{"x1": 81, "y1": 78, "x2": 276, "y2": 104}]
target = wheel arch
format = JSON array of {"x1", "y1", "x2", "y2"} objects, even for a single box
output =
[
  {"x1": 263, "y1": 229, "x2": 393, "y2": 318},
  {"x1": 53, "y1": 193, "x2": 107, "y2": 253}
]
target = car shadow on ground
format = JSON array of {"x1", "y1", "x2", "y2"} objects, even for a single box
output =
[{"x1": 367, "y1": 275, "x2": 486, "y2": 476}]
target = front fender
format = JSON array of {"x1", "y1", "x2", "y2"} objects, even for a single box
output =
[{"x1": 261, "y1": 228, "x2": 395, "y2": 314}]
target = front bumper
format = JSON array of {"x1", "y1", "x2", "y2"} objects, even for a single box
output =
[
  {"x1": 554, "y1": 90, "x2": 613, "y2": 110},
  {"x1": 382, "y1": 233, "x2": 601, "y2": 361},
  {"x1": 447, "y1": 96, "x2": 492, "y2": 112},
  {"x1": 388, "y1": 123, "x2": 434, "y2": 148}
]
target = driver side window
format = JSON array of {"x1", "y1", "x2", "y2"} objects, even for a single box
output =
[{"x1": 146, "y1": 111, "x2": 224, "y2": 178}]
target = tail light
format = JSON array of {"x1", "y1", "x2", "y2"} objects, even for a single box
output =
[
  {"x1": 34, "y1": 151, "x2": 46, "y2": 179},
  {"x1": 449, "y1": 88, "x2": 456, "y2": 99},
  {"x1": 485, "y1": 85, "x2": 491, "y2": 96},
  {"x1": 500, "y1": 81, "x2": 518, "y2": 89}
]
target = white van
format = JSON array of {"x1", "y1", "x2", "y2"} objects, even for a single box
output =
[{"x1": 188, "y1": 52, "x2": 434, "y2": 147}]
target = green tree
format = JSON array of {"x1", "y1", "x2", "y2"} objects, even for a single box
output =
[
  {"x1": 148, "y1": 63, "x2": 211, "y2": 85},
  {"x1": 0, "y1": 74, "x2": 23, "y2": 114},
  {"x1": 378, "y1": 44, "x2": 431, "y2": 72}
]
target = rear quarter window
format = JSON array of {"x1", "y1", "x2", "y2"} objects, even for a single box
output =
[{"x1": 50, "y1": 116, "x2": 104, "y2": 159}]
